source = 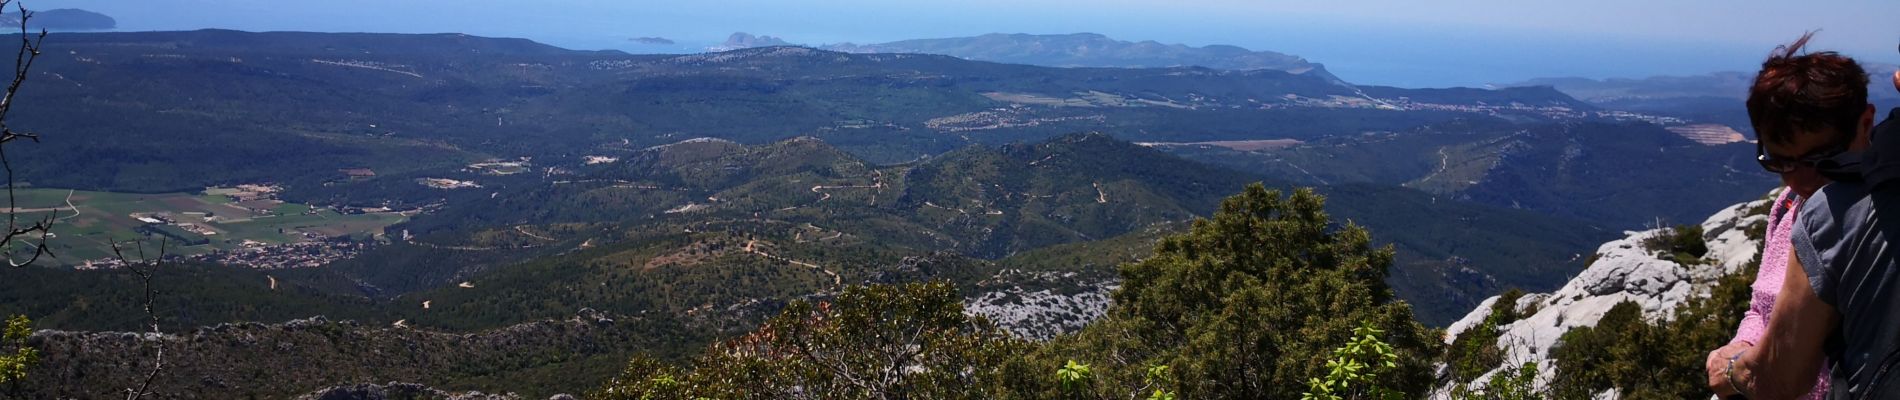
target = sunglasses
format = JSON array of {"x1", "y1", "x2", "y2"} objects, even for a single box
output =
[{"x1": 1756, "y1": 141, "x2": 1850, "y2": 173}]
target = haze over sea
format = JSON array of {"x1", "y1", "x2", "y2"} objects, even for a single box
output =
[{"x1": 57, "y1": 0, "x2": 1900, "y2": 88}]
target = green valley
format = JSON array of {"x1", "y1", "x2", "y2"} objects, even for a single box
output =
[{"x1": 1, "y1": 187, "x2": 405, "y2": 264}]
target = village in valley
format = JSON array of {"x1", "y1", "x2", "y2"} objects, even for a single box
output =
[
  {"x1": 66, "y1": 155, "x2": 629, "y2": 270},
  {"x1": 0, "y1": 183, "x2": 416, "y2": 270}
]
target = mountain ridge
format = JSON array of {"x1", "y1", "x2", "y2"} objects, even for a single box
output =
[
  {"x1": 820, "y1": 32, "x2": 1343, "y2": 83},
  {"x1": 1, "y1": 8, "x2": 115, "y2": 31},
  {"x1": 17, "y1": 29, "x2": 1586, "y2": 193},
  {"x1": 1507, "y1": 65, "x2": 1900, "y2": 104},
  {"x1": 1503, "y1": 65, "x2": 1900, "y2": 133}
]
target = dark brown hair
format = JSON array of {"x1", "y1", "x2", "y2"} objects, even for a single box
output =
[{"x1": 1747, "y1": 32, "x2": 1869, "y2": 147}]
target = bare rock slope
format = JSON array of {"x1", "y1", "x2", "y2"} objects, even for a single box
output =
[{"x1": 1435, "y1": 192, "x2": 1771, "y2": 396}]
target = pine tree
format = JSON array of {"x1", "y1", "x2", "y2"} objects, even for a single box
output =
[{"x1": 1046, "y1": 183, "x2": 1440, "y2": 399}]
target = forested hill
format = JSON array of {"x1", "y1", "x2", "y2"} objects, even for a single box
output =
[
  {"x1": 0, "y1": 8, "x2": 114, "y2": 31},
  {"x1": 4, "y1": 133, "x2": 1604, "y2": 336},
  {"x1": 11, "y1": 29, "x2": 1592, "y2": 192},
  {"x1": 0, "y1": 183, "x2": 1755, "y2": 399},
  {"x1": 1162, "y1": 118, "x2": 1774, "y2": 229}
]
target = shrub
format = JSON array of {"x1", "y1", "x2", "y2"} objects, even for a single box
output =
[
  {"x1": 1302, "y1": 323, "x2": 1403, "y2": 400},
  {"x1": 0, "y1": 315, "x2": 33, "y2": 385},
  {"x1": 591, "y1": 282, "x2": 1039, "y2": 400},
  {"x1": 1643, "y1": 224, "x2": 1708, "y2": 265},
  {"x1": 1547, "y1": 258, "x2": 1756, "y2": 398},
  {"x1": 1445, "y1": 288, "x2": 1526, "y2": 383}
]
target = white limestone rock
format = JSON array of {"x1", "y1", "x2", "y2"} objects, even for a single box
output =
[
  {"x1": 1434, "y1": 194, "x2": 1771, "y2": 398},
  {"x1": 962, "y1": 270, "x2": 1117, "y2": 340}
]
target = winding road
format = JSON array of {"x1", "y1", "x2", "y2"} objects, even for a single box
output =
[{"x1": 743, "y1": 239, "x2": 842, "y2": 287}]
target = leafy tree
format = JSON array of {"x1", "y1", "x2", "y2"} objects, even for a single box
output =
[
  {"x1": 0, "y1": 315, "x2": 34, "y2": 385},
  {"x1": 1057, "y1": 360, "x2": 1093, "y2": 399},
  {"x1": 1140, "y1": 364, "x2": 1178, "y2": 400},
  {"x1": 592, "y1": 281, "x2": 1039, "y2": 400},
  {"x1": 1044, "y1": 183, "x2": 1440, "y2": 399},
  {"x1": 1302, "y1": 323, "x2": 1401, "y2": 400}
]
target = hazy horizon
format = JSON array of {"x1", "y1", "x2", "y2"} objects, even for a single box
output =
[{"x1": 50, "y1": 0, "x2": 1900, "y2": 88}]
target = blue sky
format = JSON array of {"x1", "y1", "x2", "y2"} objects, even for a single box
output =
[{"x1": 51, "y1": 0, "x2": 1900, "y2": 87}]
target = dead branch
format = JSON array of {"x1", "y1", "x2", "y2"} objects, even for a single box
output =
[
  {"x1": 113, "y1": 237, "x2": 167, "y2": 400},
  {"x1": 0, "y1": 0, "x2": 50, "y2": 268}
]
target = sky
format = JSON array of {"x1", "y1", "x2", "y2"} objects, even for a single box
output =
[{"x1": 49, "y1": 0, "x2": 1900, "y2": 87}]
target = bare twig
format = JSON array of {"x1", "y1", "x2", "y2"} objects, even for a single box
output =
[
  {"x1": 0, "y1": 0, "x2": 51, "y2": 268},
  {"x1": 113, "y1": 237, "x2": 167, "y2": 400}
]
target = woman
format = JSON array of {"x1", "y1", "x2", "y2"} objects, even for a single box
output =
[
  {"x1": 1703, "y1": 183, "x2": 1828, "y2": 399},
  {"x1": 1701, "y1": 54, "x2": 1900, "y2": 400}
]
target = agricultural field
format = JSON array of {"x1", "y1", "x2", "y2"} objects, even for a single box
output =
[{"x1": 0, "y1": 188, "x2": 407, "y2": 264}]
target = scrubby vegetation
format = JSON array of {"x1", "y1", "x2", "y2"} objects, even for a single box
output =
[
  {"x1": 593, "y1": 282, "x2": 1039, "y2": 400},
  {"x1": 1444, "y1": 288, "x2": 1526, "y2": 383},
  {"x1": 1645, "y1": 224, "x2": 1710, "y2": 266},
  {"x1": 1546, "y1": 261, "x2": 1754, "y2": 398},
  {"x1": 597, "y1": 184, "x2": 1440, "y2": 399},
  {"x1": 585, "y1": 182, "x2": 1767, "y2": 399},
  {"x1": 0, "y1": 316, "x2": 33, "y2": 386}
]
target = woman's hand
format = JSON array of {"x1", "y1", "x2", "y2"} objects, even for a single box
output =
[{"x1": 1706, "y1": 342, "x2": 1752, "y2": 395}]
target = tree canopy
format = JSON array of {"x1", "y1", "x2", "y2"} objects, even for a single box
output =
[
  {"x1": 597, "y1": 183, "x2": 1441, "y2": 399},
  {"x1": 1044, "y1": 183, "x2": 1439, "y2": 399}
]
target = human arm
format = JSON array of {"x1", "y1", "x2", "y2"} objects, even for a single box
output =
[
  {"x1": 1707, "y1": 192, "x2": 1798, "y2": 383},
  {"x1": 1706, "y1": 301, "x2": 1766, "y2": 390},
  {"x1": 1712, "y1": 254, "x2": 1838, "y2": 399},
  {"x1": 1731, "y1": 302, "x2": 1768, "y2": 347},
  {"x1": 1706, "y1": 341, "x2": 1754, "y2": 392}
]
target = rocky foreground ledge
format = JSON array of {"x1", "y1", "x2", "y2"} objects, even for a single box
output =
[
  {"x1": 295, "y1": 381, "x2": 559, "y2": 400},
  {"x1": 17, "y1": 310, "x2": 665, "y2": 399},
  {"x1": 1433, "y1": 192, "x2": 1771, "y2": 397}
]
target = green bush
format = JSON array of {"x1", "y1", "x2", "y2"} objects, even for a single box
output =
[
  {"x1": 1058, "y1": 360, "x2": 1095, "y2": 399},
  {"x1": 1477, "y1": 362, "x2": 1541, "y2": 400},
  {"x1": 0, "y1": 315, "x2": 33, "y2": 385},
  {"x1": 1644, "y1": 224, "x2": 1708, "y2": 265},
  {"x1": 1445, "y1": 288, "x2": 1526, "y2": 383},
  {"x1": 1302, "y1": 323, "x2": 1403, "y2": 400},
  {"x1": 1547, "y1": 258, "x2": 1756, "y2": 398}
]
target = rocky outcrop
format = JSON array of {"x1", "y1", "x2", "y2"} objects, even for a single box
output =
[
  {"x1": 963, "y1": 269, "x2": 1117, "y2": 340},
  {"x1": 1435, "y1": 193, "x2": 1770, "y2": 396},
  {"x1": 706, "y1": 32, "x2": 794, "y2": 52}
]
